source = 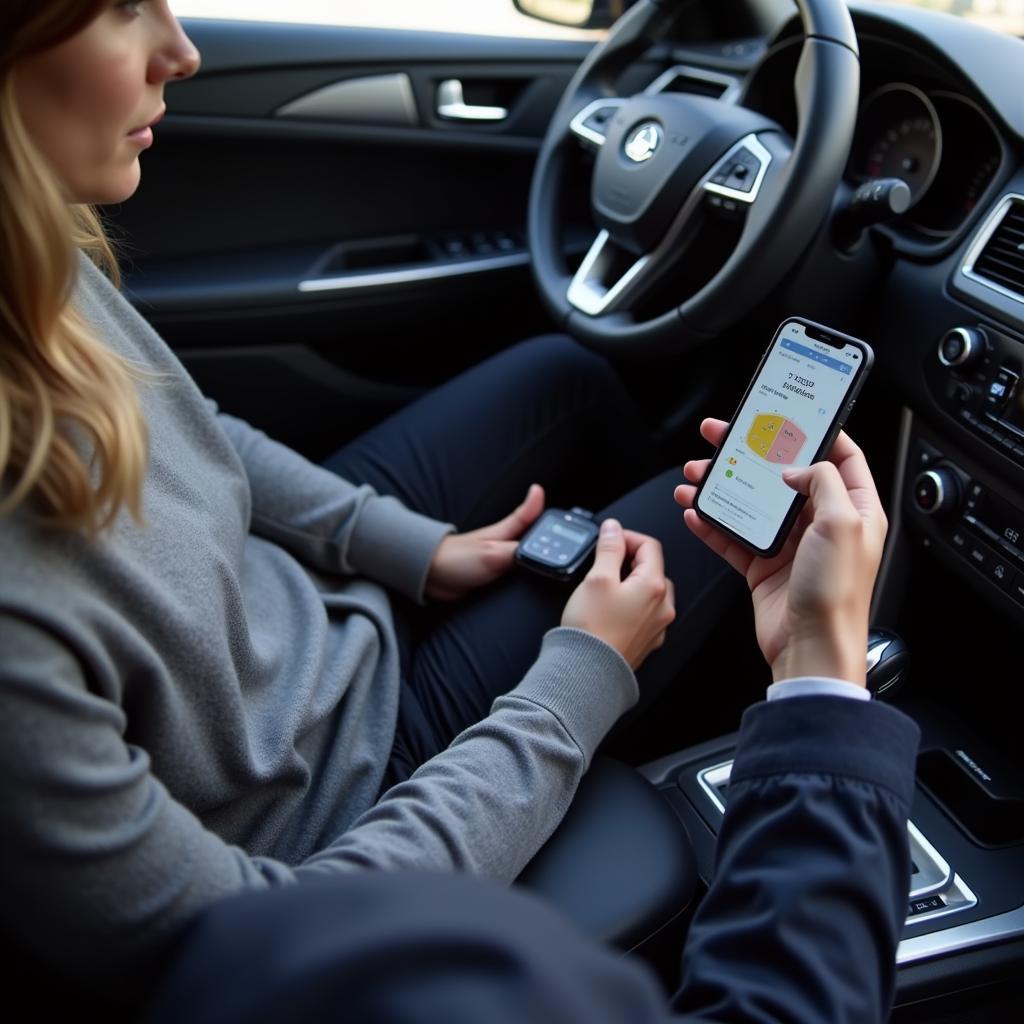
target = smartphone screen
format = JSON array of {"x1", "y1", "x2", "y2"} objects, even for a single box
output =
[{"x1": 695, "y1": 318, "x2": 873, "y2": 555}]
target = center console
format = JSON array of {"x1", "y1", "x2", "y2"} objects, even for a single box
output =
[{"x1": 639, "y1": 693, "x2": 1024, "y2": 1002}]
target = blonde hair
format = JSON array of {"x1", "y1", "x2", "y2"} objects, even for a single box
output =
[{"x1": 0, "y1": 1, "x2": 148, "y2": 536}]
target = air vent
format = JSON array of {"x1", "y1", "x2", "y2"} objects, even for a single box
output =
[
  {"x1": 645, "y1": 64, "x2": 740, "y2": 104},
  {"x1": 964, "y1": 194, "x2": 1024, "y2": 304}
]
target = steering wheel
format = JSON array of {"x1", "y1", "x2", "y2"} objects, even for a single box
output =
[{"x1": 528, "y1": 0, "x2": 860, "y2": 357}]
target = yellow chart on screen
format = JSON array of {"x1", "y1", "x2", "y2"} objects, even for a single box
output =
[{"x1": 745, "y1": 413, "x2": 807, "y2": 465}]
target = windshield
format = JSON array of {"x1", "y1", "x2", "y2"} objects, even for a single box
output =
[
  {"x1": 170, "y1": 1, "x2": 1024, "y2": 38},
  {"x1": 864, "y1": 0, "x2": 1024, "y2": 35}
]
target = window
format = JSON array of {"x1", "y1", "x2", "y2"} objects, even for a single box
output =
[{"x1": 168, "y1": 0, "x2": 600, "y2": 39}]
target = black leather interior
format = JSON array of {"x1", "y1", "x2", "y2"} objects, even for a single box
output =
[{"x1": 517, "y1": 756, "x2": 697, "y2": 952}]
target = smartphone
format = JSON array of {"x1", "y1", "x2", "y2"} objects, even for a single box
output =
[{"x1": 694, "y1": 317, "x2": 874, "y2": 557}]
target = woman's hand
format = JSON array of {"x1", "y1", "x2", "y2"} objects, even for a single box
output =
[
  {"x1": 560, "y1": 519, "x2": 676, "y2": 670},
  {"x1": 425, "y1": 484, "x2": 545, "y2": 602},
  {"x1": 674, "y1": 419, "x2": 888, "y2": 686}
]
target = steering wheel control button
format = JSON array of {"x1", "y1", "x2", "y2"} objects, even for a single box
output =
[
  {"x1": 703, "y1": 134, "x2": 773, "y2": 207},
  {"x1": 708, "y1": 146, "x2": 762, "y2": 194},
  {"x1": 568, "y1": 97, "x2": 625, "y2": 149},
  {"x1": 582, "y1": 106, "x2": 618, "y2": 139},
  {"x1": 938, "y1": 327, "x2": 987, "y2": 370}
]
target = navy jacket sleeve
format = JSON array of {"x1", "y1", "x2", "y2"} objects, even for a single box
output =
[{"x1": 674, "y1": 696, "x2": 921, "y2": 1024}]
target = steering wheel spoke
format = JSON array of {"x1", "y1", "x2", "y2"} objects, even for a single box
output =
[{"x1": 569, "y1": 98, "x2": 627, "y2": 150}]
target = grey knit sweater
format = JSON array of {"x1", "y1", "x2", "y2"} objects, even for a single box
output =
[{"x1": 0, "y1": 256, "x2": 638, "y2": 993}]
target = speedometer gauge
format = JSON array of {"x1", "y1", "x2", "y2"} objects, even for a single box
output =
[{"x1": 852, "y1": 84, "x2": 943, "y2": 206}]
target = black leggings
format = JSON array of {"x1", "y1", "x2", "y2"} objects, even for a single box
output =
[{"x1": 323, "y1": 335, "x2": 737, "y2": 783}]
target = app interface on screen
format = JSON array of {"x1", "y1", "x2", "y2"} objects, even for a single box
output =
[
  {"x1": 697, "y1": 322, "x2": 862, "y2": 550},
  {"x1": 522, "y1": 516, "x2": 590, "y2": 565}
]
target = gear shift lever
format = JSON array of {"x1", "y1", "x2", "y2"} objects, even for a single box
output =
[{"x1": 866, "y1": 629, "x2": 909, "y2": 700}]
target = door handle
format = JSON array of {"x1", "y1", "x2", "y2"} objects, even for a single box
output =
[{"x1": 436, "y1": 79, "x2": 508, "y2": 122}]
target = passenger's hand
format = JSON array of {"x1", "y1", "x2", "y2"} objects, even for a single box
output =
[
  {"x1": 425, "y1": 484, "x2": 545, "y2": 602},
  {"x1": 674, "y1": 419, "x2": 887, "y2": 686},
  {"x1": 560, "y1": 519, "x2": 676, "y2": 670}
]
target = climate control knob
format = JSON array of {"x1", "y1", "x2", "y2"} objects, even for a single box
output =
[
  {"x1": 938, "y1": 327, "x2": 987, "y2": 371},
  {"x1": 912, "y1": 466, "x2": 960, "y2": 516}
]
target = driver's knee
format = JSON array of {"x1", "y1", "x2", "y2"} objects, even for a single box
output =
[{"x1": 491, "y1": 333, "x2": 628, "y2": 405}]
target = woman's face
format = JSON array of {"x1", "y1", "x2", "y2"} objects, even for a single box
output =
[{"x1": 14, "y1": 1, "x2": 200, "y2": 204}]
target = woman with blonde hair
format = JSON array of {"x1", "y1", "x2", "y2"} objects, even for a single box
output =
[
  {"x1": 1, "y1": 6, "x2": 920, "y2": 1021},
  {"x1": 0, "y1": 0, "x2": 736, "y2": 1005}
]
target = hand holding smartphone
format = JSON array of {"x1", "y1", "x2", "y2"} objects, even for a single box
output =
[{"x1": 693, "y1": 317, "x2": 874, "y2": 557}]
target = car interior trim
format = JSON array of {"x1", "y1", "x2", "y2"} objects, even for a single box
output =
[
  {"x1": 276, "y1": 72, "x2": 419, "y2": 126},
  {"x1": 896, "y1": 899, "x2": 1024, "y2": 968},
  {"x1": 643, "y1": 63, "x2": 744, "y2": 104},
  {"x1": 565, "y1": 229, "x2": 652, "y2": 316},
  {"x1": 298, "y1": 251, "x2": 529, "y2": 294},
  {"x1": 568, "y1": 98, "x2": 626, "y2": 148},
  {"x1": 436, "y1": 79, "x2": 509, "y2": 122},
  {"x1": 961, "y1": 193, "x2": 1024, "y2": 307}
]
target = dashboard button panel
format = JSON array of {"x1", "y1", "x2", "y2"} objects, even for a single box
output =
[{"x1": 906, "y1": 430, "x2": 1024, "y2": 616}]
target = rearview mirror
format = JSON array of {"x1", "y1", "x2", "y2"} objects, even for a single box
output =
[{"x1": 513, "y1": 0, "x2": 625, "y2": 30}]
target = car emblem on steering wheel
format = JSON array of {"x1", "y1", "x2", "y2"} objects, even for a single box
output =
[{"x1": 623, "y1": 123, "x2": 661, "y2": 163}]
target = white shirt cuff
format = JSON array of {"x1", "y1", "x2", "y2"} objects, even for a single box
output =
[{"x1": 767, "y1": 677, "x2": 871, "y2": 702}]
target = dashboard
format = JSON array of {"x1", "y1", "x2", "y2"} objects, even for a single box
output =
[{"x1": 740, "y1": 9, "x2": 1014, "y2": 257}]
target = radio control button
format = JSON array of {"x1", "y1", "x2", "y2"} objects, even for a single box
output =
[
  {"x1": 912, "y1": 439, "x2": 942, "y2": 470},
  {"x1": 965, "y1": 541, "x2": 990, "y2": 570},
  {"x1": 988, "y1": 558, "x2": 1017, "y2": 592},
  {"x1": 938, "y1": 327, "x2": 987, "y2": 371},
  {"x1": 912, "y1": 467, "x2": 961, "y2": 517},
  {"x1": 987, "y1": 368, "x2": 1018, "y2": 408}
]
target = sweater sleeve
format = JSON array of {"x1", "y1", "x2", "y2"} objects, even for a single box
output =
[
  {"x1": 214, "y1": 408, "x2": 453, "y2": 603},
  {"x1": 674, "y1": 697, "x2": 920, "y2": 1024},
  {"x1": 0, "y1": 617, "x2": 635, "y2": 999}
]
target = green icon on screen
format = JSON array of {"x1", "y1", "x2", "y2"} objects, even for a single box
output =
[{"x1": 725, "y1": 470, "x2": 734, "y2": 478}]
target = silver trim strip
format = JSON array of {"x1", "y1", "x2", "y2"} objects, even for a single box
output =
[
  {"x1": 566, "y1": 230, "x2": 651, "y2": 316},
  {"x1": 644, "y1": 64, "x2": 742, "y2": 105},
  {"x1": 961, "y1": 193, "x2": 1024, "y2": 307},
  {"x1": 907, "y1": 821, "x2": 953, "y2": 901},
  {"x1": 299, "y1": 252, "x2": 527, "y2": 294},
  {"x1": 277, "y1": 73, "x2": 418, "y2": 126},
  {"x1": 568, "y1": 98, "x2": 625, "y2": 148},
  {"x1": 436, "y1": 79, "x2": 507, "y2": 122},
  {"x1": 695, "y1": 760, "x2": 732, "y2": 814},
  {"x1": 897, "y1": 898, "x2": 1023, "y2": 967}
]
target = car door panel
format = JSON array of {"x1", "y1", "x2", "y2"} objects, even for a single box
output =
[{"x1": 108, "y1": 19, "x2": 667, "y2": 450}]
